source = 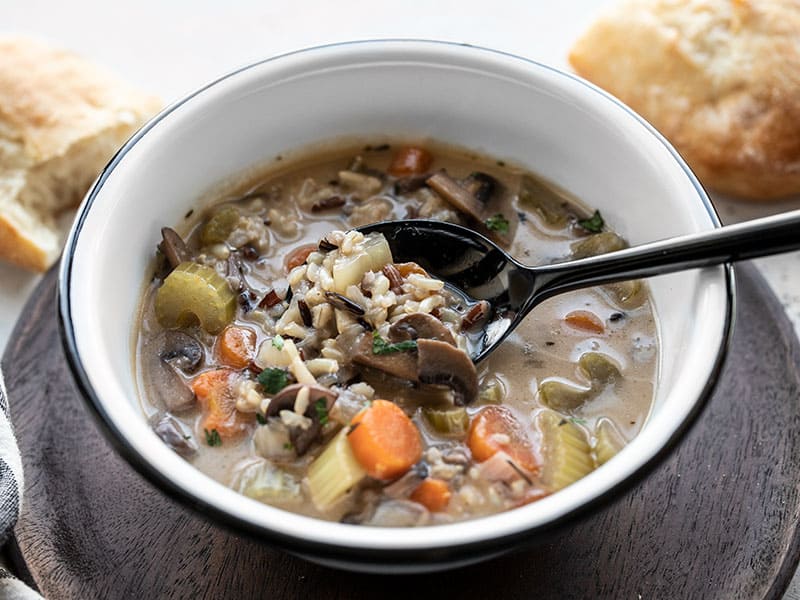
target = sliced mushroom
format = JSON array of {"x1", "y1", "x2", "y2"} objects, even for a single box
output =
[
  {"x1": 158, "y1": 227, "x2": 189, "y2": 271},
  {"x1": 389, "y1": 313, "x2": 455, "y2": 346},
  {"x1": 266, "y1": 383, "x2": 338, "y2": 455},
  {"x1": 160, "y1": 331, "x2": 204, "y2": 374},
  {"x1": 351, "y1": 333, "x2": 419, "y2": 381},
  {"x1": 394, "y1": 174, "x2": 429, "y2": 195},
  {"x1": 144, "y1": 331, "x2": 203, "y2": 412},
  {"x1": 152, "y1": 414, "x2": 197, "y2": 457},
  {"x1": 426, "y1": 170, "x2": 485, "y2": 222},
  {"x1": 462, "y1": 172, "x2": 498, "y2": 204},
  {"x1": 417, "y1": 339, "x2": 478, "y2": 406}
]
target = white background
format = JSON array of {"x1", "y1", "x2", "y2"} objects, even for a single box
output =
[{"x1": 2, "y1": 1, "x2": 800, "y2": 596}]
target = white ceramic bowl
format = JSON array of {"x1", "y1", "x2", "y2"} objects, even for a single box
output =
[{"x1": 59, "y1": 40, "x2": 732, "y2": 573}]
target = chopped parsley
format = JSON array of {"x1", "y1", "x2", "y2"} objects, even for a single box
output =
[
  {"x1": 314, "y1": 399, "x2": 329, "y2": 426},
  {"x1": 485, "y1": 213, "x2": 510, "y2": 234},
  {"x1": 578, "y1": 210, "x2": 604, "y2": 233},
  {"x1": 271, "y1": 335, "x2": 285, "y2": 350},
  {"x1": 256, "y1": 413, "x2": 267, "y2": 425},
  {"x1": 372, "y1": 330, "x2": 418, "y2": 355},
  {"x1": 569, "y1": 417, "x2": 588, "y2": 426},
  {"x1": 283, "y1": 442, "x2": 294, "y2": 451},
  {"x1": 258, "y1": 367, "x2": 289, "y2": 394},
  {"x1": 204, "y1": 428, "x2": 222, "y2": 447}
]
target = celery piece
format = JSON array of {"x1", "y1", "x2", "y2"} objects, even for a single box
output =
[
  {"x1": 517, "y1": 175, "x2": 572, "y2": 228},
  {"x1": 578, "y1": 352, "x2": 621, "y2": 385},
  {"x1": 200, "y1": 206, "x2": 239, "y2": 245},
  {"x1": 237, "y1": 460, "x2": 301, "y2": 504},
  {"x1": 570, "y1": 232, "x2": 627, "y2": 259},
  {"x1": 538, "y1": 379, "x2": 592, "y2": 411},
  {"x1": 604, "y1": 279, "x2": 645, "y2": 309},
  {"x1": 307, "y1": 427, "x2": 366, "y2": 511},
  {"x1": 538, "y1": 410, "x2": 594, "y2": 491},
  {"x1": 478, "y1": 378, "x2": 505, "y2": 405},
  {"x1": 154, "y1": 261, "x2": 236, "y2": 334},
  {"x1": 594, "y1": 418, "x2": 626, "y2": 467},
  {"x1": 423, "y1": 407, "x2": 470, "y2": 437}
]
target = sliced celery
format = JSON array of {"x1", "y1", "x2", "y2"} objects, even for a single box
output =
[
  {"x1": 518, "y1": 175, "x2": 572, "y2": 227},
  {"x1": 200, "y1": 206, "x2": 239, "y2": 245},
  {"x1": 423, "y1": 407, "x2": 470, "y2": 437},
  {"x1": 307, "y1": 427, "x2": 366, "y2": 511},
  {"x1": 538, "y1": 410, "x2": 594, "y2": 491},
  {"x1": 604, "y1": 279, "x2": 645, "y2": 309},
  {"x1": 578, "y1": 352, "x2": 621, "y2": 385},
  {"x1": 478, "y1": 378, "x2": 505, "y2": 405},
  {"x1": 538, "y1": 379, "x2": 592, "y2": 411},
  {"x1": 237, "y1": 459, "x2": 302, "y2": 504},
  {"x1": 570, "y1": 232, "x2": 627, "y2": 259},
  {"x1": 154, "y1": 261, "x2": 236, "y2": 334},
  {"x1": 594, "y1": 418, "x2": 626, "y2": 467}
]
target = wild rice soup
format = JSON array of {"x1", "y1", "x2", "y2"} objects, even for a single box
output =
[{"x1": 136, "y1": 142, "x2": 658, "y2": 526}]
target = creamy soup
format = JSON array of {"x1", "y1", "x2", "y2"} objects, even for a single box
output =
[{"x1": 135, "y1": 142, "x2": 657, "y2": 526}]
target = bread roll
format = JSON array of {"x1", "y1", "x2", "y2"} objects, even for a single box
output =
[
  {"x1": 569, "y1": 0, "x2": 800, "y2": 200},
  {"x1": 0, "y1": 37, "x2": 160, "y2": 272}
]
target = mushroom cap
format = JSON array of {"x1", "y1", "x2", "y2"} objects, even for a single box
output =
[
  {"x1": 416, "y1": 338, "x2": 478, "y2": 405},
  {"x1": 389, "y1": 313, "x2": 455, "y2": 346},
  {"x1": 158, "y1": 227, "x2": 189, "y2": 270},
  {"x1": 265, "y1": 383, "x2": 338, "y2": 455}
]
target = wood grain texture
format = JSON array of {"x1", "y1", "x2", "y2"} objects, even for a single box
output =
[{"x1": 4, "y1": 264, "x2": 800, "y2": 599}]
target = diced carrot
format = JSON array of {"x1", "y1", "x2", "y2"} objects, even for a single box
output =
[
  {"x1": 217, "y1": 325, "x2": 256, "y2": 369},
  {"x1": 388, "y1": 146, "x2": 433, "y2": 177},
  {"x1": 410, "y1": 477, "x2": 451, "y2": 512},
  {"x1": 191, "y1": 369, "x2": 252, "y2": 441},
  {"x1": 347, "y1": 400, "x2": 423, "y2": 480},
  {"x1": 564, "y1": 310, "x2": 605, "y2": 334},
  {"x1": 284, "y1": 243, "x2": 317, "y2": 273},
  {"x1": 394, "y1": 262, "x2": 428, "y2": 278},
  {"x1": 467, "y1": 406, "x2": 539, "y2": 474}
]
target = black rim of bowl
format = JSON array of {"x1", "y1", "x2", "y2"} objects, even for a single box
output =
[{"x1": 57, "y1": 39, "x2": 735, "y2": 567}]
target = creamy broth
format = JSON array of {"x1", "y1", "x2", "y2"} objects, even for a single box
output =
[{"x1": 135, "y1": 141, "x2": 656, "y2": 526}]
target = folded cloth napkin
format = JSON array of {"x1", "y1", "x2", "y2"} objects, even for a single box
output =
[{"x1": 0, "y1": 372, "x2": 43, "y2": 599}]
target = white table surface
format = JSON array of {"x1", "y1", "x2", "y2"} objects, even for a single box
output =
[{"x1": 2, "y1": 1, "x2": 800, "y2": 596}]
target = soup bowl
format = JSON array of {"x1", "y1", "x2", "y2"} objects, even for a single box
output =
[{"x1": 58, "y1": 40, "x2": 732, "y2": 572}]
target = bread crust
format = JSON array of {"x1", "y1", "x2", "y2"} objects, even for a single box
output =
[
  {"x1": 569, "y1": 0, "x2": 800, "y2": 200},
  {"x1": 0, "y1": 37, "x2": 160, "y2": 271}
]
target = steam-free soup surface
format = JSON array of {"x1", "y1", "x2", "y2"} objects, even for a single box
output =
[{"x1": 136, "y1": 141, "x2": 657, "y2": 526}]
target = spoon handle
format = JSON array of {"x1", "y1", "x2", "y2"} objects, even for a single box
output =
[{"x1": 526, "y1": 209, "x2": 800, "y2": 303}]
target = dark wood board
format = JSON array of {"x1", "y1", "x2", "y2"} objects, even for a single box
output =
[{"x1": 4, "y1": 264, "x2": 800, "y2": 599}]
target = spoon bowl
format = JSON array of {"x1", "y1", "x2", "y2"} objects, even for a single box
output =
[{"x1": 361, "y1": 209, "x2": 800, "y2": 362}]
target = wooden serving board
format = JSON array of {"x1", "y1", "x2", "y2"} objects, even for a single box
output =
[{"x1": 4, "y1": 264, "x2": 800, "y2": 599}]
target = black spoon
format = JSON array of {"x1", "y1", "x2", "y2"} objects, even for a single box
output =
[{"x1": 359, "y1": 211, "x2": 800, "y2": 363}]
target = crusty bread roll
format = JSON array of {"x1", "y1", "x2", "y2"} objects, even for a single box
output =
[
  {"x1": 569, "y1": 0, "x2": 800, "y2": 200},
  {"x1": 0, "y1": 37, "x2": 160, "y2": 272}
]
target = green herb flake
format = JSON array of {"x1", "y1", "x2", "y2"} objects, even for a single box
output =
[
  {"x1": 258, "y1": 367, "x2": 289, "y2": 394},
  {"x1": 204, "y1": 428, "x2": 222, "y2": 447},
  {"x1": 578, "y1": 210, "x2": 604, "y2": 233},
  {"x1": 485, "y1": 213, "x2": 510, "y2": 234},
  {"x1": 314, "y1": 399, "x2": 329, "y2": 426},
  {"x1": 272, "y1": 335, "x2": 285, "y2": 350},
  {"x1": 568, "y1": 417, "x2": 588, "y2": 426},
  {"x1": 256, "y1": 413, "x2": 267, "y2": 425},
  {"x1": 283, "y1": 442, "x2": 294, "y2": 451},
  {"x1": 372, "y1": 330, "x2": 418, "y2": 355}
]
